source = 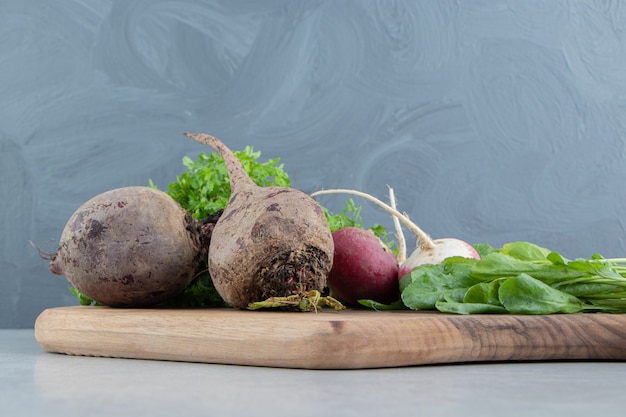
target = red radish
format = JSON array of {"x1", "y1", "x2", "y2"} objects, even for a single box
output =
[
  {"x1": 310, "y1": 188, "x2": 480, "y2": 282},
  {"x1": 327, "y1": 227, "x2": 399, "y2": 305}
]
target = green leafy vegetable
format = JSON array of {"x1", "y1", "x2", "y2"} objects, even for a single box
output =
[
  {"x1": 157, "y1": 271, "x2": 229, "y2": 308},
  {"x1": 472, "y1": 243, "x2": 498, "y2": 258},
  {"x1": 500, "y1": 241, "x2": 552, "y2": 261},
  {"x1": 401, "y1": 241, "x2": 626, "y2": 314},
  {"x1": 435, "y1": 300, "x2": 507, "y2": 314},
  {"x1": 322, "y1": 198, "x2": 363, "y2": 231},
  {"x1": 400, "y1": 257, "x2": 482, "y2": 310},
  {"x1": 497, "y1": 273, "x2": 583, "y2": 314},
  {"x1": 69, "y1": 287, "x2": 101, "y2": 306},
  {"x1": 463, "y1": 280, "x2": 503, "y2": 305}
]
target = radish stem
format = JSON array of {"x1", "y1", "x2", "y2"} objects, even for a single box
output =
[
  {"x1": 388, "y1": 186, "x2": 407, "y2": 262},
  {"x1": 310, "y1": 188, "x2": 435, "y2": 249}
]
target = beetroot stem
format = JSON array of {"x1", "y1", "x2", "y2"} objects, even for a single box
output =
[
  {"x1": 310, "y1": 188, "x2": 436, "y2": 249},
  {"x1": 184, "y1": 132, "x2": 256, "y2": 190}
]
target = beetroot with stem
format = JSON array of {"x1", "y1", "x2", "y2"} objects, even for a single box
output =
[{"x1": 184, "y1": 133, "x2": 338, "y2": 310}]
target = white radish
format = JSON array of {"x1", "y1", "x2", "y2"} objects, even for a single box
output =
[
  {"x1": 310, "y1": 188, "x2": 480, "y2": 281},
  {"x1": 397, "y1": 237, "x2": 479, "y2": 279}
]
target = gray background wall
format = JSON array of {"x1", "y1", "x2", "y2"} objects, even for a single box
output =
[{"x1": 3, "y1": 0, "x2": 626, "y2": 328}]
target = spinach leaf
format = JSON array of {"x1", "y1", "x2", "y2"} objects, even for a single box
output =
[
  {"x1": 401, "y1": 257, "x2": 480, "y2": 310},
  {"x1": 562, "y1": 258, "x2": 625, "y2": 280},
  {"x1": 498, "y1": 274, "x2": 583, "y2": 314},
  {"x1": 501, "y1": 241, "x2": 552, "y2": 261},
  {"x1": 463, "y1": 280, "x2": 504, "y2": 306},
  {"x1": 555, "y1": 281, "x2": 623, "y2": 298},
  {"x1": 471, "y1": 252, "x2": 586, "y2": 283},
  {"x1": 473, "y1": 243, "x2": 498, "y2": 258},
  {"x1": 435, "y1": 300, "x2": 507, "y2": 314}
]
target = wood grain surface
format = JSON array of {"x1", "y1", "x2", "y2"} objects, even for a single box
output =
[{"x1": 34, "y1": 306, "x2": 626, "y2": 369}]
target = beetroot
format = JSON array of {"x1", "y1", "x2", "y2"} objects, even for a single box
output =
[
  {"x1": 48, "y1": 186, "x2": 207, "y2": 307},
  {"x1": 184, "y1": 133, "x2": 335, "y2": 310}
]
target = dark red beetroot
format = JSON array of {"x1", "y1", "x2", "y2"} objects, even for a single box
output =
[{"x1": 328, "y1": 227, "x2": 399, "y2": 305}]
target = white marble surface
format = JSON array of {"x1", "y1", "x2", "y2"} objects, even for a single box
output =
[{"x1": 2, "y1": 329, "x2": 625, "y2": 417}]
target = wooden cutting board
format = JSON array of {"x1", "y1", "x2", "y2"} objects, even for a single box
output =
[{"x1": 34, "y1": 306, "x2": 626, "y2": 369}]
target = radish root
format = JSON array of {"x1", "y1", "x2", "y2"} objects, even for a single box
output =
[
  {"x1": 388, "y1": 187, "x2": 407, "y2": 262},
  {"x1": 248, "y1": 285, "x2": 345, "y2": 312},
  {"x1": 310, "y1": 188, "x2": 436, "y2": 250}
]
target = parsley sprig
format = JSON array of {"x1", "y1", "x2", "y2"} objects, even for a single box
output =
[{"x1": 154, "y1": 147, "x2": 290, "y2": 220}]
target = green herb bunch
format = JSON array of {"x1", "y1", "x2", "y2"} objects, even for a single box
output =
[{"x1": 159, "y1": 147, "x2": 291, "y2": 220}]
